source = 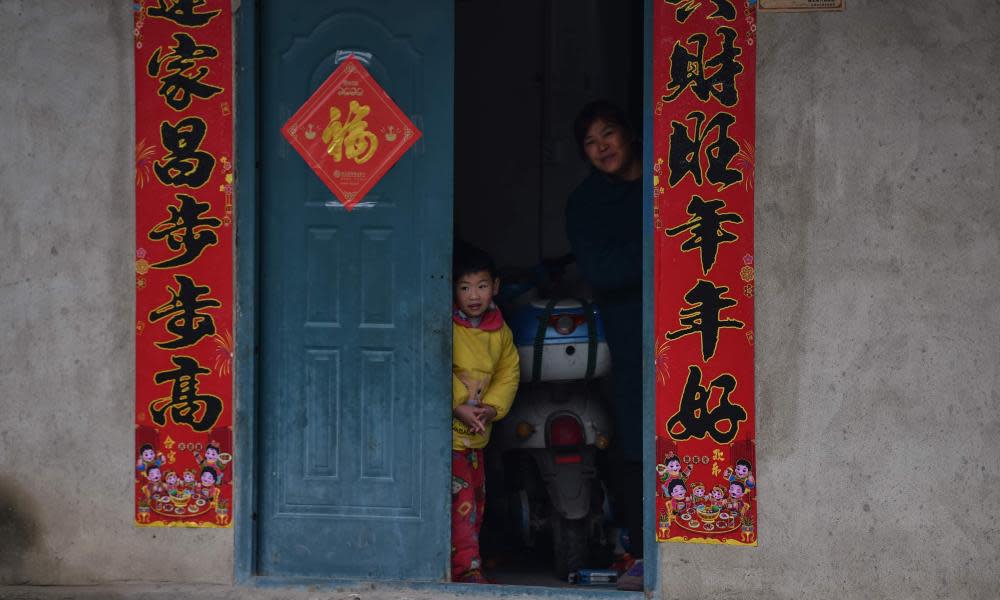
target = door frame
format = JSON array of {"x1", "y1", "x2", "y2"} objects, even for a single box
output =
[
  {"x1": 233, "y1": 0, "x2": 259, "y2": 584},
  {"x1": 233, "y1": 0, "x2": 660, "y2": 594}
]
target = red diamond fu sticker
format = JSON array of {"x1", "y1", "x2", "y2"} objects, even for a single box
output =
[{"x1": 281, "y1": 56, "x2": 421, "y2": 211}]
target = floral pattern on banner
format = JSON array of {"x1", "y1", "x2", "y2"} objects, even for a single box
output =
[
  {"x1": 134, "y1": 0, "x2": 234, "y2": 528},
  {"x1": 654, "y1": 0, "x2": 757, "y2": 546}
]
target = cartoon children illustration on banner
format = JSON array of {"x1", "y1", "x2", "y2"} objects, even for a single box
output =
[
  {"x1": 655, "y1": 440, "x2": 756, "y2": 543},
  {"x1": 134, "y1": 432, "x2": 233, "y2": 526}
]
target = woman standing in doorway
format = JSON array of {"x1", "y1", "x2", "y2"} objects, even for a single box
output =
[{"x1": 565, "y1": 100, "x2": 644, "y2": 573}]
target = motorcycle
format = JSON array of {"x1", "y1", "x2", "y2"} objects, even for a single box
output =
[{"x1": 489, "y1": 262, "x2": 616, "y2": 579}]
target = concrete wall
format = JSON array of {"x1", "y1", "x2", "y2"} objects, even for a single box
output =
[
  {"x1": 661, "y1": 1, "x2": 1000, "y2": 598},
  {"x1": 1, "y1": 0, "x2": 998, "y2": 598},
  {"x1": 0, "y1": 0, "x2": 232, "y2": 584}
]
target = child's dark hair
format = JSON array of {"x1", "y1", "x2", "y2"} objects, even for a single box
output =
[
  {"x1": 573, "y1": 100, "x2": 635, "y2": 159},
  {"x1": 667, "y1": 478, "x2": 687, "y2": 495},
  {"x1": 736, "y1": 459, "x2": 752, "y2": 470},
  {"x1": 140, "y1": 443, "x2": 154, "y2": 454},
  {"x1": 201, "y1": 466, "x2": 219, "y2": 482},
  {"x1": 453, "y1": 240, "x2": 497, "y2": 281}
]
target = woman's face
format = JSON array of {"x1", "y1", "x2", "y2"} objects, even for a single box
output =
[{"x1": 582, "y1": 118, "x2": 636, "y2": 178}]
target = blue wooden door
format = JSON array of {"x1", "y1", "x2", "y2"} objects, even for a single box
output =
[{"x1": 257, "y1": 1, "x2": 453, "y2": 580}]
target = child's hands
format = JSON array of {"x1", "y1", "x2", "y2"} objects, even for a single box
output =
[
  {"x1": 453, "y1": 404, "x2": 498, "y2": 434},
  {"x1": 475, "y1": 405, "x2": 497, "y2": 425},
  {"x1": 454, "y1": 403, "x2": 487, "y2": 433}
]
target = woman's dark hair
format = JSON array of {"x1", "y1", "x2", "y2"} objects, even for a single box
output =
[
  {"x1": 573, "y1": 100, "x2": 635, "y2": 158},
  {"x1": 452, "y1": 240, "x2": 497, "y2": 281}
]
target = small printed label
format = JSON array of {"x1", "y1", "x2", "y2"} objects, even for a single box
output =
[{"x1": 759, "y1": 0, "x2": 844, "y2": 11}]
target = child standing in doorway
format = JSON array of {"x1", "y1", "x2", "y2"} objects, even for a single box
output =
[{"x1": 450, "y1": 242, "x2": 520, "y2": 583}]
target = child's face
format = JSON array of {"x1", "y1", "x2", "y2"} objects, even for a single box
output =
[
  {"x1": 148, "y1": 468, "x2": 161, "y2": 482},
  {"x1": 667, "y1": 459, "x2": 681, "y2": 472},
  {"x1": 712, "y1": 488, "x2": 725, "y2": 501},
  {"x1": 165, "y1": 473, "x2": 178, "y2": 485},
  {"x1": 201, "y1": 472, "x2": 216, "y2": 486},
  {"x1": 205, "y1": 447, "x2": 219, "y2": 461},
  {"x1": 693, "y1": 486, "x2": 705, "y2": 497},
  {"x1": 735, "y1": 464, "x2": 750, "y2": 478},
  {"x1": 454, "y1": 270, "x2": 498, "y2": 318},
  {"x1": 141, "y1": 448, "x2": 155, "y2": 462},
  {"x1": 183, "y1": 472, "x2": 195, "y2": 483},
  {"x1": 670, "y1": 485, "x2": 687, "y2": 500},
  {"x1": 729, "y1": 484, "x2": 743, "y2": 499}
]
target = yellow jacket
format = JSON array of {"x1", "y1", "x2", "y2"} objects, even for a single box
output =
[{"x1": 452, "y1": 320, "x2": 520, "y2": 450}]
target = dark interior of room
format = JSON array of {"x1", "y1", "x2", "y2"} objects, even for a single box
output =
[{"x1": 455, "y1": 0, "x2": 644, "y2": 588}]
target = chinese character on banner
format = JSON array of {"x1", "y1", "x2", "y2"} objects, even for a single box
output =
[
  {"x1": 281, "y1": 56, "x2": 422, "y2": 211},
  {"x1": 654, "y1": 0, "x2": 757, "y2": 546}
]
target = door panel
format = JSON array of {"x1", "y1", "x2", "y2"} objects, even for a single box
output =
[{"x1": 258, "y1": 0, "x2": 453, "y2": 580}]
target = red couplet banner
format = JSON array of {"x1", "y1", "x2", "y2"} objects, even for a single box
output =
[
  {"x1": 133, "y1": 0, "x2": 234, "y2": 528},
  {"x1": 653, "y1": 0, "x2": 757, "y2": 545}
]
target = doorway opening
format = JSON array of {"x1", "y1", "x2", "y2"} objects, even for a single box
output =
[{"x1": 454, "y1": 0, "x2": 645, "y2": 589}]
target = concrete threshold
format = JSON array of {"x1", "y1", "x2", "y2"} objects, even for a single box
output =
[
  {"x1": 0, "y1": 584, "x2": 463, "y2": 600},
  {"x1": 0, "y1": 583, "x2": 622, "y2": 600}
]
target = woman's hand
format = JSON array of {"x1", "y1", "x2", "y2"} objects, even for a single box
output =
[{"x1": 457, "y1": 371, "x2": 491, "y2": 405}]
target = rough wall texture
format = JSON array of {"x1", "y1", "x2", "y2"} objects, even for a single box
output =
[
  {"x1": 660, "y1": 1, "x2": 1000, "y2": 599},
  {"x1": 0, "y1": 0, "x2": 232, "y2": 585},
  {"x1": 1, "y1": 0, "x2": 998, "y2": 598}
]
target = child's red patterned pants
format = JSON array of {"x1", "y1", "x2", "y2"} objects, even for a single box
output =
[{"x1": 451, "y1": 448, "x2": 486, "y2": 580}]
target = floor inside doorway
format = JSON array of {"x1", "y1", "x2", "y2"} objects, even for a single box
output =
[{"x1": 489, "y1": 559, "x2": 579, "y2": 589}]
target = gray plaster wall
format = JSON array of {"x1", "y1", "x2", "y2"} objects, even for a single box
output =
[
  {"x1": 0, "y1": 0, "x2": 233, "y2": 585},
  {"x1": 1, "y1": 0, "x2": 998, "y2": 598},
  {"x1": 662, "y1": 2, "x2": 1000, "y2": 599}
]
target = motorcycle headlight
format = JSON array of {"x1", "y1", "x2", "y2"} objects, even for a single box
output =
[
  {"x1": 554, "y1": 314, "x2": 576, "y2": 335},
  {"x1": 548, "y1": 313, "x2": 585, "y2": 335}
]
